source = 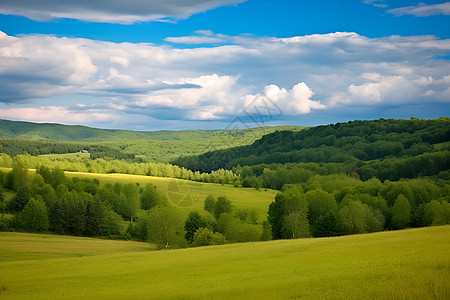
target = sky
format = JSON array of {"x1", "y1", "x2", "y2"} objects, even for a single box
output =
[{"x1": 0, "y1": 0, "x2": 449, "y2": 131}]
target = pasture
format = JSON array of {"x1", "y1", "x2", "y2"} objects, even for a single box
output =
[
  {"x1": 0, "y1": 226, "x2": 448, "y2": 299},
  {"x1": 65, "y1": 171, "x2": 277, "y2": 221}
]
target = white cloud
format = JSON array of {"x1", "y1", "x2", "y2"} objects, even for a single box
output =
[
  {"x1": 0, "y1": 30, "x2": 449, "y2": 125},
  {"x1": 0, "y1": 0, "x2": 246, "y2": 24},
  {"x1": 244, "y1": 83, "x2": 325, "y2": 115},
  {"x1": 165, "y1": 36, "x2": 227, "y2": 45},
  {"x1": 387, "y1": 2, "x2": 450, "y2": 17},
  {"x1": 0, "y1": 106, "x2": 116, "y2": 124}
]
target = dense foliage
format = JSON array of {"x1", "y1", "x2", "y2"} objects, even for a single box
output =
[
  {"x1": 267, "y1": 174, "x2": 450, "y2": 239},
  {"x1": 0, "y1": 139, "x2": 135, "y2": 160},
  {"x1": 173, "y1": 118, "x2": 450, "y2": 176}
]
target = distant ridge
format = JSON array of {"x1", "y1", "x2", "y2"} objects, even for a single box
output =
[{"x1": 0, "y1": 119, "x2": 304, "y2": 142}]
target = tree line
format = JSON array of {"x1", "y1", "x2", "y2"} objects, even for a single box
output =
[
  {"x1": 173, "y1": 118, "x2": 450, "y2": 173},
  {"x1": 267, "y1": 174, "x2": 449, "y2": 239},
  {"x1": 0, "y1": 139, "x2": 135, "y2": 160},
  {"x1": 1, "y1": 163, "x2": 448, "y2": 248}
]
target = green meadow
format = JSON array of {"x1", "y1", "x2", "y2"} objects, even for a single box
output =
[
  {"x1": 0, "y1": 226, "x2": 448, "y2": 299},
  {"x1": 64, "y1": 171, "x2": 277, "y2": 222}
]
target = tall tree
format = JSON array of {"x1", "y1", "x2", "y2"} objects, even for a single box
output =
[
  {"x1": 85, "y1": 200, "x2": 105, "y2": 236},
  {"x1": 184, "y1": 211, "x2": 209, "y2": 243},
  {"x1": 17, "y1": 198, "x2": 49, "y2": 232},
  {"x1": 147, "y1": 206, "x2": 186, "y2": 249},
  {"x1": 203, "y1": 194, "x2": 216, "y2": 214},
  {"x1": 391, "y1": 194, "x2": 411, "y2": 229},
  {"x1": 141, "y1": 184, "x2": 166, "y2": 210},
  {"x1": 283, "y1": 210, "x2": 310, "y2": 239},
  {"x1": 214, "y1": 196, "x2": 232, "y2": 219}
]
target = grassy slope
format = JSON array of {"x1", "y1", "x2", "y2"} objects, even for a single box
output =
[
  {"x1": 0, "y1": 232, "x2": 155, "y2": 263},
  {"x1": 65, "y1": 171, "x2": 277, "y2": 221},
  {"x1": 0, "y1": 226, "x2": 448, "y2": 299},
  {"x1": 0, "y1": 118, "x2": 302, "y2": 142}
]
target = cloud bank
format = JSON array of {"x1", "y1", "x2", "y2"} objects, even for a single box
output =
[
  {"x1": 0, "y1": 0, "x2": 246, "y2": 23},
  {"x1": 0, "y1": 30, "x2": 449, "y2": 128}
]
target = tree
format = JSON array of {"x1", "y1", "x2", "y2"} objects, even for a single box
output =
[
  {"x1": 423, "y1": 200, "x2": 450, "y2": 226},
  {"x1": 8, "y1": 186, "x2": 30, "y2": 212},
  {"x1": 391, "y1": 194, "x2": 411, "y2": 229},
  {"x1": 268, "y1": 185, "x2": 309, "y2": 239},
  {"x1": 214, "y1": 196, "x2": 232, "y2": 219},
  {"x1": 306, "y1": 189, "x2": 337, "y2": 234},
  {"x1": 147, "y1": 206, "x2": 186, "y2": 249},
  {"x1": 340, "y1": 201, "x2": 383, "y2": 234},
  {"x1": 17, "y1": 198, "x2": 49, "y2": 232},
  {"x1": 0, "y1": 187, "x2": 5, "y2": 221},
  {"x1": 191, "y1": 228, "x2": 227, "y2": 247},
  {"x1": 103, "y1": 209, "x2": 124, "y2": 237},
  {"x1": 141, "y1": 184, "x2": 166, "y2": 210},
  {"x1": 8, "y1": 160, "x2": 28, "y2": 191},
  {"x1": 204, "y1": 194, "x2": 216, "y2": 214},
  {"x1": 312, "y1": 211, "x2": 343, "y2": 237},
  {"x1": 260, "y1": 220, "x2": 272, "y2": 241},
  {"x1": 122, "y1": 183, "x2": 140, "y2": 222},
  {"x1": 85, "y1": 200, "x2": 105, "y2": 236},
  {"x1": 283, "y1": 209, "x2": 310, "y2": 239},
  {"x1": 184, "y1": 211, "x2": 209, "y2": 243}
]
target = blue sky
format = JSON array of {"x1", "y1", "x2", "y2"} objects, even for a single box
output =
[{"x1": 0, "y1": 0, "x2": 449, "y2": 130}]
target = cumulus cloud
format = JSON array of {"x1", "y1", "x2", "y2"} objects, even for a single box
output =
[
  {"x1": 387, "y1": 2, "x2": 450, "y2": 17},
  {"x1": 0, "y1": 0, "x2": 246, "y2": 24},
  {"x1": 244, "y1": 83, "x2": 325, "y2": 115},
  {"x1": 0, "y1": 30, "x2": 449, "y2": 126},
  {"x1": 0, "y1": 31, "x2": 97, "y2": 102}
]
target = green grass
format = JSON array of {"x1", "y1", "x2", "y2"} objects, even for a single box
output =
[
  {"x1": 0, "y1": 232, "x2": 155, "y2": 263},
  {"x1": 38, "y1": 152, "x2": 90, "y2": 160},
  {"x1": 0, "y1": 226, "x2": 448, "y2": 299},
  {"x1": 65, "y1": 171, "x2": 277, "y2": 222}
]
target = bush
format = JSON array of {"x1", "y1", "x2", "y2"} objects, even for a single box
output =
[{"x1": 191, "y1": 228, "x2": 227, "y2": 247}]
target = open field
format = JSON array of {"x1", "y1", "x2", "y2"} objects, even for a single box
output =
[
  {"x1": 38, "y1": 152, "x2": 90, "y2": 160},
  {"x1": 0, "y1": 232, "x2": 155, "y2": 263},
  {"x1": 65, "y1": 171, "x2": 277, "y2": 221},
  {"x1": 0, "y1": 226, "x2": 448, "y2": 299}
]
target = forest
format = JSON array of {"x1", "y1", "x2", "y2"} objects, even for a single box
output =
[{"x1": 0, "y1": 118, "x2": 449, "y2": 248}]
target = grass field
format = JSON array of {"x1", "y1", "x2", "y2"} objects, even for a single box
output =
[
  {"x1": 65, "y1": 171, "x2": 277, "y2": 222},
  {"x1": 0, "y1": 226, "x2": 448, "y2": 299},
  {"x1": 38, "y1": 152, "x2": 90, "y2": 160}
]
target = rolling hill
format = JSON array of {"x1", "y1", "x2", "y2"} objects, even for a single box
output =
[
  {"x1": 0, "y1": 118, "x2": 303, "y2": 142},
  {"x1": 173, "y1": 118, "x2": 450, "y2": 179},
  {"x1": 0, "y1": 118, "x2": 305, "y2": 162},
  {"x1": 0, "y1": 226, "x2": 448, "y2": 299}
]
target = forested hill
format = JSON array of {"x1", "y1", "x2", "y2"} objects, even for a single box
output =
[
  {"x1": 172, "y1": 118, "x2": 450, "y2": 176},
  {"x1": 0, "y1": 119, "x2": 302, "y2": 142}
]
